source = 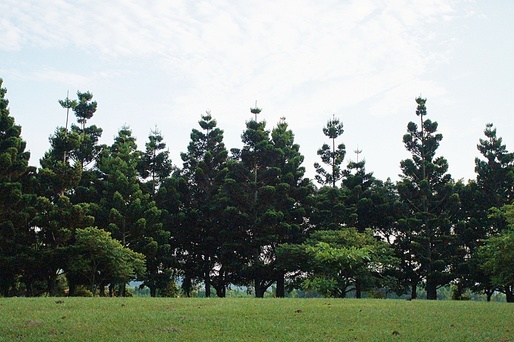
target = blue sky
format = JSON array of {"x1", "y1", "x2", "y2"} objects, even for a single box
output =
[{"x1": 1, "y1": 0, "x2": 513, "y2": 182}]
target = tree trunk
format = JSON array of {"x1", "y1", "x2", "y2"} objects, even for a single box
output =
[
  {"x1": 68, "y1": 281, "x2": 76, "y2": 297},
  {"x1": 426, "y1": 277, "x2": 437, "y2": 300},
  {"x1": 47, "y1": 274, "x2": 57, "y2": 296},
  {"x1": 355, "y1": 278, "x2": 362, "y2": 299},
  {"x1": 451, "y1": 281, "x2": 464, "y2": 300},
  {"x1": 2, "y1": 286, "x2": 9, "y2": 297},
  {"x1": 276, "y1": 273, "x2": 285, "y2": 298},
  {"x1": 215, "y1": 284, "x2": 226, "y2": 298},
  {"x1": 150, "y1": 286, "x2": 157, "y2": 297},
  {"x1": 204, "y1": 257, "x2": 211, "y2": 297},
  {"x1": 213, "y1": 269, "x2": 226, "y2": 297},
  {"x1": 411, "y1": 281, "x2": 418, "y2": 300},
  {"x1": 505, "y1": 286, "x2": 514, "y2": 303},
  {"x1": 254, "y1": 274, "x2": 262, "y2": 298},
  {"x1": 254, "y1": 278, "x2": 266, "y2": 298},
  {"x1": 205, "y1": 275, "x2": 211, "y2": 298},
  {"x1": 182, "y1": 276, "x2": 192, "y2": 297},
  {"x1": 255, "y1": 285, "x2": 264, "y2": 298}
]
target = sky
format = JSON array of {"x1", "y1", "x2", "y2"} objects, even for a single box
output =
[{"x1": 1, "y1": 0, "x2": 514, "y2": 183}]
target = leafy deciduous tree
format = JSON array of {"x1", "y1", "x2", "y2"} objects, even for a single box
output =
[
  {"x1": 478, "y1": 203, "x2": 514, "y2": 302},
  {"x1": 68, "y1": 227, "x2": 145, "y2": 295},
  {"x1": 280, "y1": 228, "x2": 396, "y2": 298}
]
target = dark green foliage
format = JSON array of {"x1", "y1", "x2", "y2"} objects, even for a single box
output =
[
  {"x1": 364, "y1": 178, "x2": 403, "y2": 244},
  {"x1": 342, "y1": 159, "x2": 375, "y2": 231},
  {"x1": 397, "y1": 97, "x2": 459, "y2": 300},
  {"x1": 314, "y1": 116, "x2": 346, "y2": 187},
  {"x1": 475, "y1": 124, "x2": 514, "y2": 207},
  {"x1": 310, "y1": 186, "x2": 347, "y2": 231},
  {"x1": 224, "y1": 117, "x2": 312, "y2": 297},
  {"x1": 268, "y1": 118, "x2": 314, "y2": 296},
  {"x1": 57, "y1": 91, "x2": 104, "y2": 169},
  {"x1": 138, "y1": 128, "x2": 174, "y2": 197},
  {"x1": 0, "y1": 80, "x2": 30, "y2": 180},
  {"x1": 33, "y1": 90, "x2": 107, "y2": 296},
  {"x1": 2, "y1": 76, "x2": 514, "y2": 301},
  {"x1": 478, "y1": 204, "x2": 514, "y2": 302},
  {"x1": 177, "y1": 112, "x2": 229, "y2": 297},
  {"x1": 0, "y1": 78, "x2": 35, "y2": 296},
  {"x1": 223, "y1": 119, "x2": 276, "y2": 296},
  {"x1": 94, "y1": 127, "x2": 165, "y2": 296},
  {"x1": 453, "y1": 124, "x2": 514, "y2": 300},
  {"x1": 32, "y1": 195, "x2": 94, "y2": 295},
  {"x1": 137, "y1": 129, "x2": 175, "y2": 297},
  {"x1": 37, "y1": 117, "x2": 83, "y2": 202},
  {"x1": 74, "y1": 91, "x2": 97, "y2": 129}
]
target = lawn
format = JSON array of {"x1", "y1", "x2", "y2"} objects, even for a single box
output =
[{"x1": 0, "y1": 297, "x2": 512, "y2": 341}]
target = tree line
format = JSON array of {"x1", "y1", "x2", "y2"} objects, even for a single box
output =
[{"x1": 1, "y1": 78, "x2": 513, "y2": 301}]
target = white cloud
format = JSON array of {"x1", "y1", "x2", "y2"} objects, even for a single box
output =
[{"x1": 2, "y1": 0, "x2": 482, "y2": 180}]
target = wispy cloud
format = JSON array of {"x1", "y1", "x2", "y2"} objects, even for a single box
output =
[
  {"x1": 2, "y1": 1, "x2": 459, "y2": 86},
  {"x1": 2, "y1": 0, "x2": 476, "y2": 179}
]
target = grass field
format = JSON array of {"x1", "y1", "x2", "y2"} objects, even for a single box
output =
[{"x1": 0, "y1": 297, "x2": 512, "y2": 341}]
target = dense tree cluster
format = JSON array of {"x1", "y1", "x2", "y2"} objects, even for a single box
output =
[{"x1": 1, "y1": 78, "x2": 513, "y2": 300}]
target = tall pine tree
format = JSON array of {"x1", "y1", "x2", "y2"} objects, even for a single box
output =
[
  {"x1": 94, "y1": 127, "x2": 162, "y2": 296},
  {"x1": 268, "y1": 118, "x2": 313, "y2": 297},
  {"x1": 455, "y1": 124, "x2": 514, "y2": 300},
  {"x1": 0, "y1": 79, "x2": 35, "y2": 296},
  {"x1": 397, "y1": 97, "x2": 459, "y2": 300},
  {"x1": 314, "y1": 116, "x2": 346, "y2": 187},
  {"x1": 178, "y1": 112, "x2": 229, "y2": 297},
  {"x1": 138, "y1": 128, "x2": 174, "y2": 197},
  {"x1": 224, "y1": 113, "x2": 312, "y2": 297}
]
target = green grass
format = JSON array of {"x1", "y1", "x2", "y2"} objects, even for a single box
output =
[{"x1": 0, "y1": 297, "x2": 512, "y2": 341}]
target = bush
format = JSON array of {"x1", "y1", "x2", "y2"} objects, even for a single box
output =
[
  {"x1": 73, "y1": 286, "x2": 93, "y2": 297},
  {"x1": 160, "y1": 281, "x2": 180, "y2": 297}
]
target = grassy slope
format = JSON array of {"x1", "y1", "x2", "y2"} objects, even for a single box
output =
[{"x1": 0, "y1": 298, "x2": 512, "y2": 341}]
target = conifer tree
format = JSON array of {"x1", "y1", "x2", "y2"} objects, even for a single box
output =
[
  {"x1": 397, "y1": 97, "x2": 459, "y2": 300},
  {"x1": 0, "y1": 79, "x2": 35, "y2": 296},
  {"x1": 178, "y1": 112, "x2": 229, "y2": 297},
  {"x1": 95, "y1": 127, "x2": 162, "y2": 296},
  {"x1": 34, "y1": 92, "x2": 106, "y2": 295},
  {"x1": 342, "y1": 156, "x2": 375, "y2": 232},
  {"x1": 475, "y1": 123, "x2": 514, "y2": 209},
  {"x1": 138, "y1": 128, "x2": 174, "y2": 197},
  {"x1": 311, "y1": 116, "x2": 348, "y2": 268},
  {"x1": 268, "y1": 118, "x2": 313, "y2": 297},
  {"x1": 227, "y1": 117, "x2": 279, "y2": 297},
  {"x1": 135, "y1": 128, "x2": 175, "y2": 296},
  {"x1": 455, "y1": 124, "x2": 514, "y2": 300},
  {"x1": 224, "y1": 114, "x2": 312, "y2": 297},
  {"x1": 67, "y1": 91, "x2": 103, "y2": 170},
  {"x1": 340, "y1": 156, "x2": 375, "y2": 298},
  {"x1": 314, "y1": 116, "x2": 346, "y2": 187}
]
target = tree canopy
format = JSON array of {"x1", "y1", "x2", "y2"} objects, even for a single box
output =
[{"x1": 0, "y1": 78, "x2": 513, "y2": 301}]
